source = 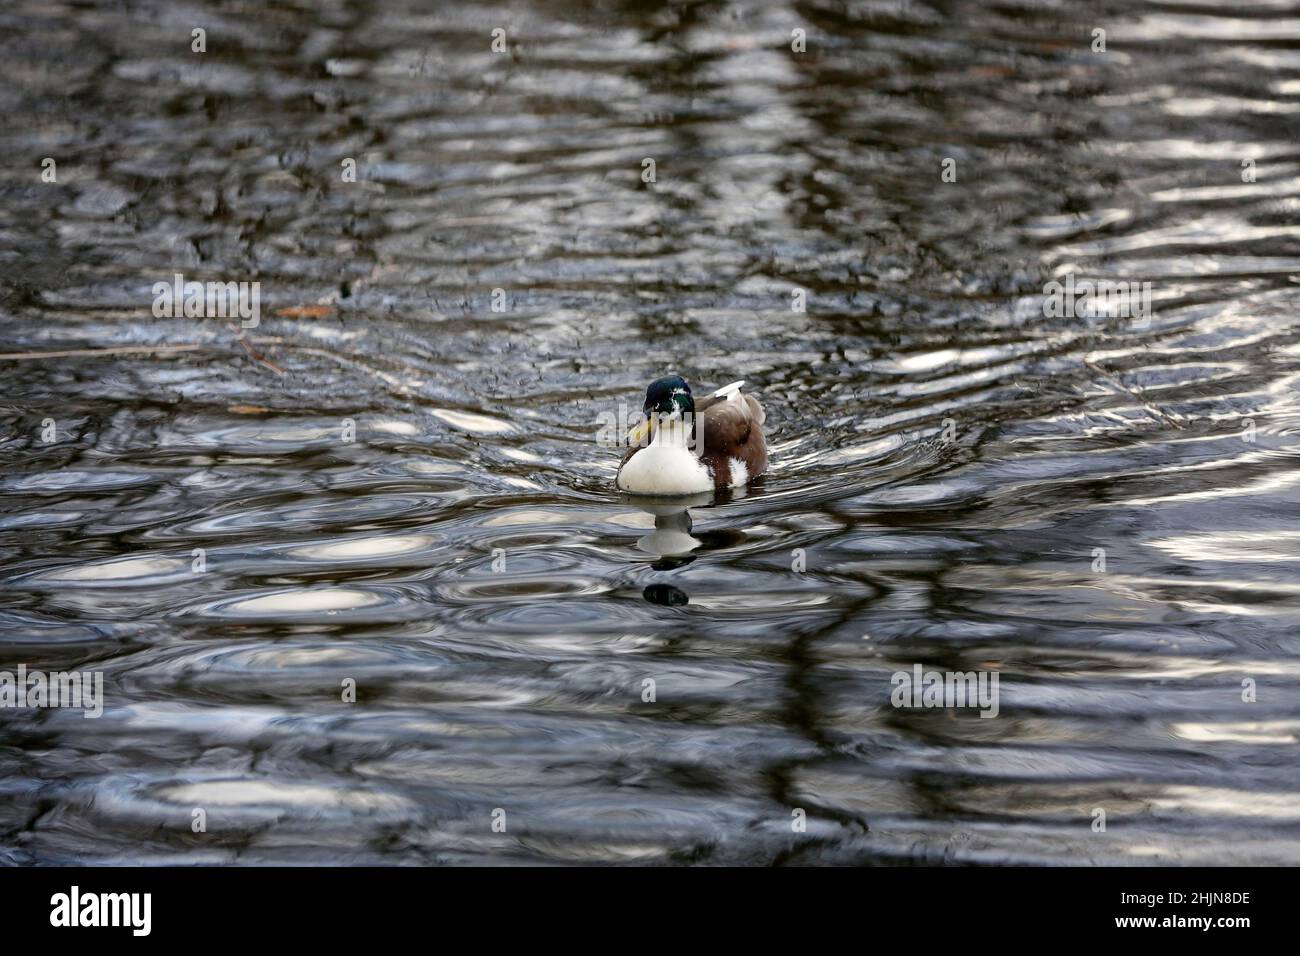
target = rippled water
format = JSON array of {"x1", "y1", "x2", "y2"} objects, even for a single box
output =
[{"x1": 2, "y1": 0, "x2": 1299, "y2": 865}]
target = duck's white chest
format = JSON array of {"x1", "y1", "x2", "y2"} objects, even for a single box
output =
[{"x1": 616, "y1": 446, "x2": 713, "y2": 495}]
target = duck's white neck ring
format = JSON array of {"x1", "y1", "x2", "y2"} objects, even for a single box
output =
[{"x1": 650, "y1": 413, "x2": 694, "y2": 449}]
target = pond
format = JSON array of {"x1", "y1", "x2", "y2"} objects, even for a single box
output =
[{"x1": 1, "y1": 0, "x2": 1298, "y2": 864}]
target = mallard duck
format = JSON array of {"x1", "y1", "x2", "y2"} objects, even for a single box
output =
[{"x1": 615, "y1": 375, "x2": 768, "y2": 495}]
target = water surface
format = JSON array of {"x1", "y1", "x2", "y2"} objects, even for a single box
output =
[{"x1": 2, "y1": 0, "x2": 1299, "y2": 865}]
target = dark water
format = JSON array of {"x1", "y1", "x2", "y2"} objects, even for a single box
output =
[{"x1": 2, "y1": 0, "x2": 1299, "y2": 865}]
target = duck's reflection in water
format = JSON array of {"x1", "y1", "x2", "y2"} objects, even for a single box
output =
[
  {"x1": 638, "y1": 504, "x2": 701, "y2": 559},
  {"x1": 625, "y1": 491, "x2": 748, "y2": 606},
  {"x1": 643, "y1": 582, "x2": 690, "y2": 606}
]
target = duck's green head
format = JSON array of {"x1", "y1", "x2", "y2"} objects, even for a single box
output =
[
  {"x1": 626, "y1": 375, "x2": 693, "y2": 446},
  {"x1": 643, "y1": 375, "x2": 694, "y2": 417}
]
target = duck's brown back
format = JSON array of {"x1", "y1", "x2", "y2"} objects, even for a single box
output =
[{"x1": 700, "y1": 393, "x2": 767, "y2": 488}]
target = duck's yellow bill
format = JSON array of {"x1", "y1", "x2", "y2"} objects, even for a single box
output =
[{"x1": 627, "y1": 419, "x2": 651, "y2": 446}]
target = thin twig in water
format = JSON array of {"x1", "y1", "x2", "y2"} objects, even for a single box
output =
[
  {"x1": 0, "y1": 344, "x2": 205, "y2": 361},
  {"x1": 0, "y1": 338, "x2": 286, "y2": 363},
  {"x1": 237, "y1": 335, "x2": 285, "y2": 375},
  {"x1": 273, "y1": 343, "x2": 413, "y2": 393}
]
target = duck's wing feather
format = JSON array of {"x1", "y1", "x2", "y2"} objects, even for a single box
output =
[
  {"x1": 693, "y1": 381, "x2": 746, "y2": 415},
  {"x1": 693, "y1": 393, "x2": 726, "y2": 415},
  {"x1": 699, "y1": 391, "x2": 767, "y2": 484}
]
